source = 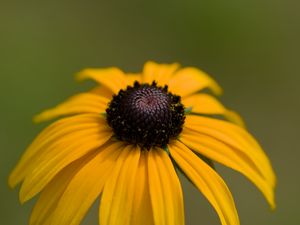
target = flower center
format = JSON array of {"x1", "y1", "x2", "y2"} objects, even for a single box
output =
[{"x1": 106, "y1": 81, "x2": 185, "y2": 149}]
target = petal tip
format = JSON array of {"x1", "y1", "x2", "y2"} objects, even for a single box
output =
[
  {"x1": 19, "y1": 181, "x2": 36, "y2": 204},
  {"x1": 75, "y1": 69, "x2": 89, "y2": 82},
  {"x1": 213, "y1": 83, "x2": 223, "y2": 96},
  {"x1": 269, "y1": 197, "x2": 276, "y2": 211},
  {"x1": 19, "y1": 185, "x2": 36, "y2": 205},
  {"x1": 270, "y1": 203, "x2": 276, "y2": 211},
  {"x1": 8, "y1": 174, "x2": 17, "y2": 189},
  {"x1": 33, "y1": 114, "x2": 43, "y2": 123},
  {"x1": 225, "y1": 110, "x2": 246, "y2": 127},
  {"x1": 19, "y1": 192, "x2": 28, "y2": 205},
  {"x1": 8, "y1": 168, "x2": 22, "y2": 189},
  {"x1": 266, "y1": 187, "x2": 276, "y2": 210}
]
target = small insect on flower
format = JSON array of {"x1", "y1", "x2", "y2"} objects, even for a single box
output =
[{"x1": 9, "y1": 61, "x2": 276, "y2": 225}]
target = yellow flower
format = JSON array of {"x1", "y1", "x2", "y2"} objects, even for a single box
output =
[{"x1": 9, "y1": 61, "x2": 276, "y2": 225}]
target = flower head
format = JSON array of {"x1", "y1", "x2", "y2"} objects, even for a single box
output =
[{"x1": 9, "y1": 61, "x2": 276, "y2": 225}]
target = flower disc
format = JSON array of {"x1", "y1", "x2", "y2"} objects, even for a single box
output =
[{"x1": 106, "y1": 81, "x2": 185, "y2": 149}]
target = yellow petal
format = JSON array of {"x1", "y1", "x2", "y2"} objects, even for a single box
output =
[
  {"x1": 147, "y1": 148, "x2": 185, "y2": 225},
  {"x1": 100, "y1": 145, "x2": 140, "y2": 225},
  {"x1": 126, "y1": 73, "x2": 142, "y2": 85},
  {"x1": 90, "y1": 85, "x2": 114, "y2": 99},
  {"x1": 34, "y1": 93, "x2": 109, "y2": 123},
  {"x1": 182, "y1": 93, "x2": 245, "y2": 127},
  {"x1": 182, "y1": 93, "x2": 226, "y2": 114},
  {"x1": 184, "y1": 115, "x2": 276, "y2": 189},
  {"x1": 224, "y1": 110, "x2": 245, "y2": 128},
  {"x1": 131, "y1": 151, "x2": 155, "y2": 225},
  {"x1": 142, "y1": 61, "x2": 180, "y2": 86},
  {"x1": 29, "y1": 154, "x2": 93, "y2": 225},
  {"x1": 180, "y1": 128, "x2": 275, "y2": 208},
  {"x1": 19, "y1": 116, "x2": 112, "y2": 203},
  {"x1": 89, "y1": 73, "x2": 141, "y2": 102},
  {"x1": 9, "y1": 114, "x2": 108, "y2": 189},
  {"x1": 77, "y1": 67, "x2": 128, "y2": 94},
  {"x1": 50, "y1": 141, "x2": 124, "y2": 225},
  {"x1": 168, "y1": 67, "x2": 222, "y2": 97},
  {"x1": 169, "y1": 141, "x2": 240, "y2": 225}
]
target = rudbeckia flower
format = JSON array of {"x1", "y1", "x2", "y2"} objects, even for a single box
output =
[{"x1": 9, "y1": 61, "x2": 276, "y2": 225}]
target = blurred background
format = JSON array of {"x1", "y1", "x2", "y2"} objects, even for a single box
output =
[{"x1": 0, "y1": 0, "x2": 299, "y2": 224}]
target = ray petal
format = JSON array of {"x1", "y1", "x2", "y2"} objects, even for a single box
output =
[
  {"x1": 18, "y1": 116, "x2": 112, "y2": 202},
  {"x1": 126, "y1": 73, "x2": 142, "y2": 85},
  {"x1": 182, "y1": 93, "x2": 244, "y2": 126},
  {"x1": 77, "y1": 67, "x2": 128, "y2": 94},
  {"x1": 184, "y1": 115, "x2": 276, "y2": 189},
  {"x1": 99, "y1": 145, "x2": 140, "y2": 225},
  {"x1": 223, "y1": 110, "x2": 245, "y2": 128},
  {"x1": 142, "y1": 61, "x2": 180, "y2": 86},
  {"x1": 147, "y1": 148, "x2": 185, "y2": 225},
  {"x1": 180, "y1": 128, "x2": 275, "y2": 208},
  {"x1": 9, "y1": 114, "x2": 109, "y2": 188},
  {"x1": 29, "y1": 154, "x2": 94, "y2": 225},
  {"x1": 182, "y1": 93, "x2": 225, "y2": 114},
  {"x1": 50, "y1": 141, "x2": 124, "y2": 225},
  {"x1": 168, "y1": 67, "x2": 222, "y2": 97},
  {"x1": 169, "y1": 141, "x2": 239, "y2": 225},
  {"x1": 89, "y1": 85, "x2": 114, "y2": 99},
  {"x1": 131, "y1": 151, "x2": 155, "y2": 225},
  {"x1": 34, "y1": 93, "x2": 109, "y2": 123}
]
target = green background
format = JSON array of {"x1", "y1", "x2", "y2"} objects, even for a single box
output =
[{"x1": 1, "y1": 0, "x2": 299, "y2": 224}]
